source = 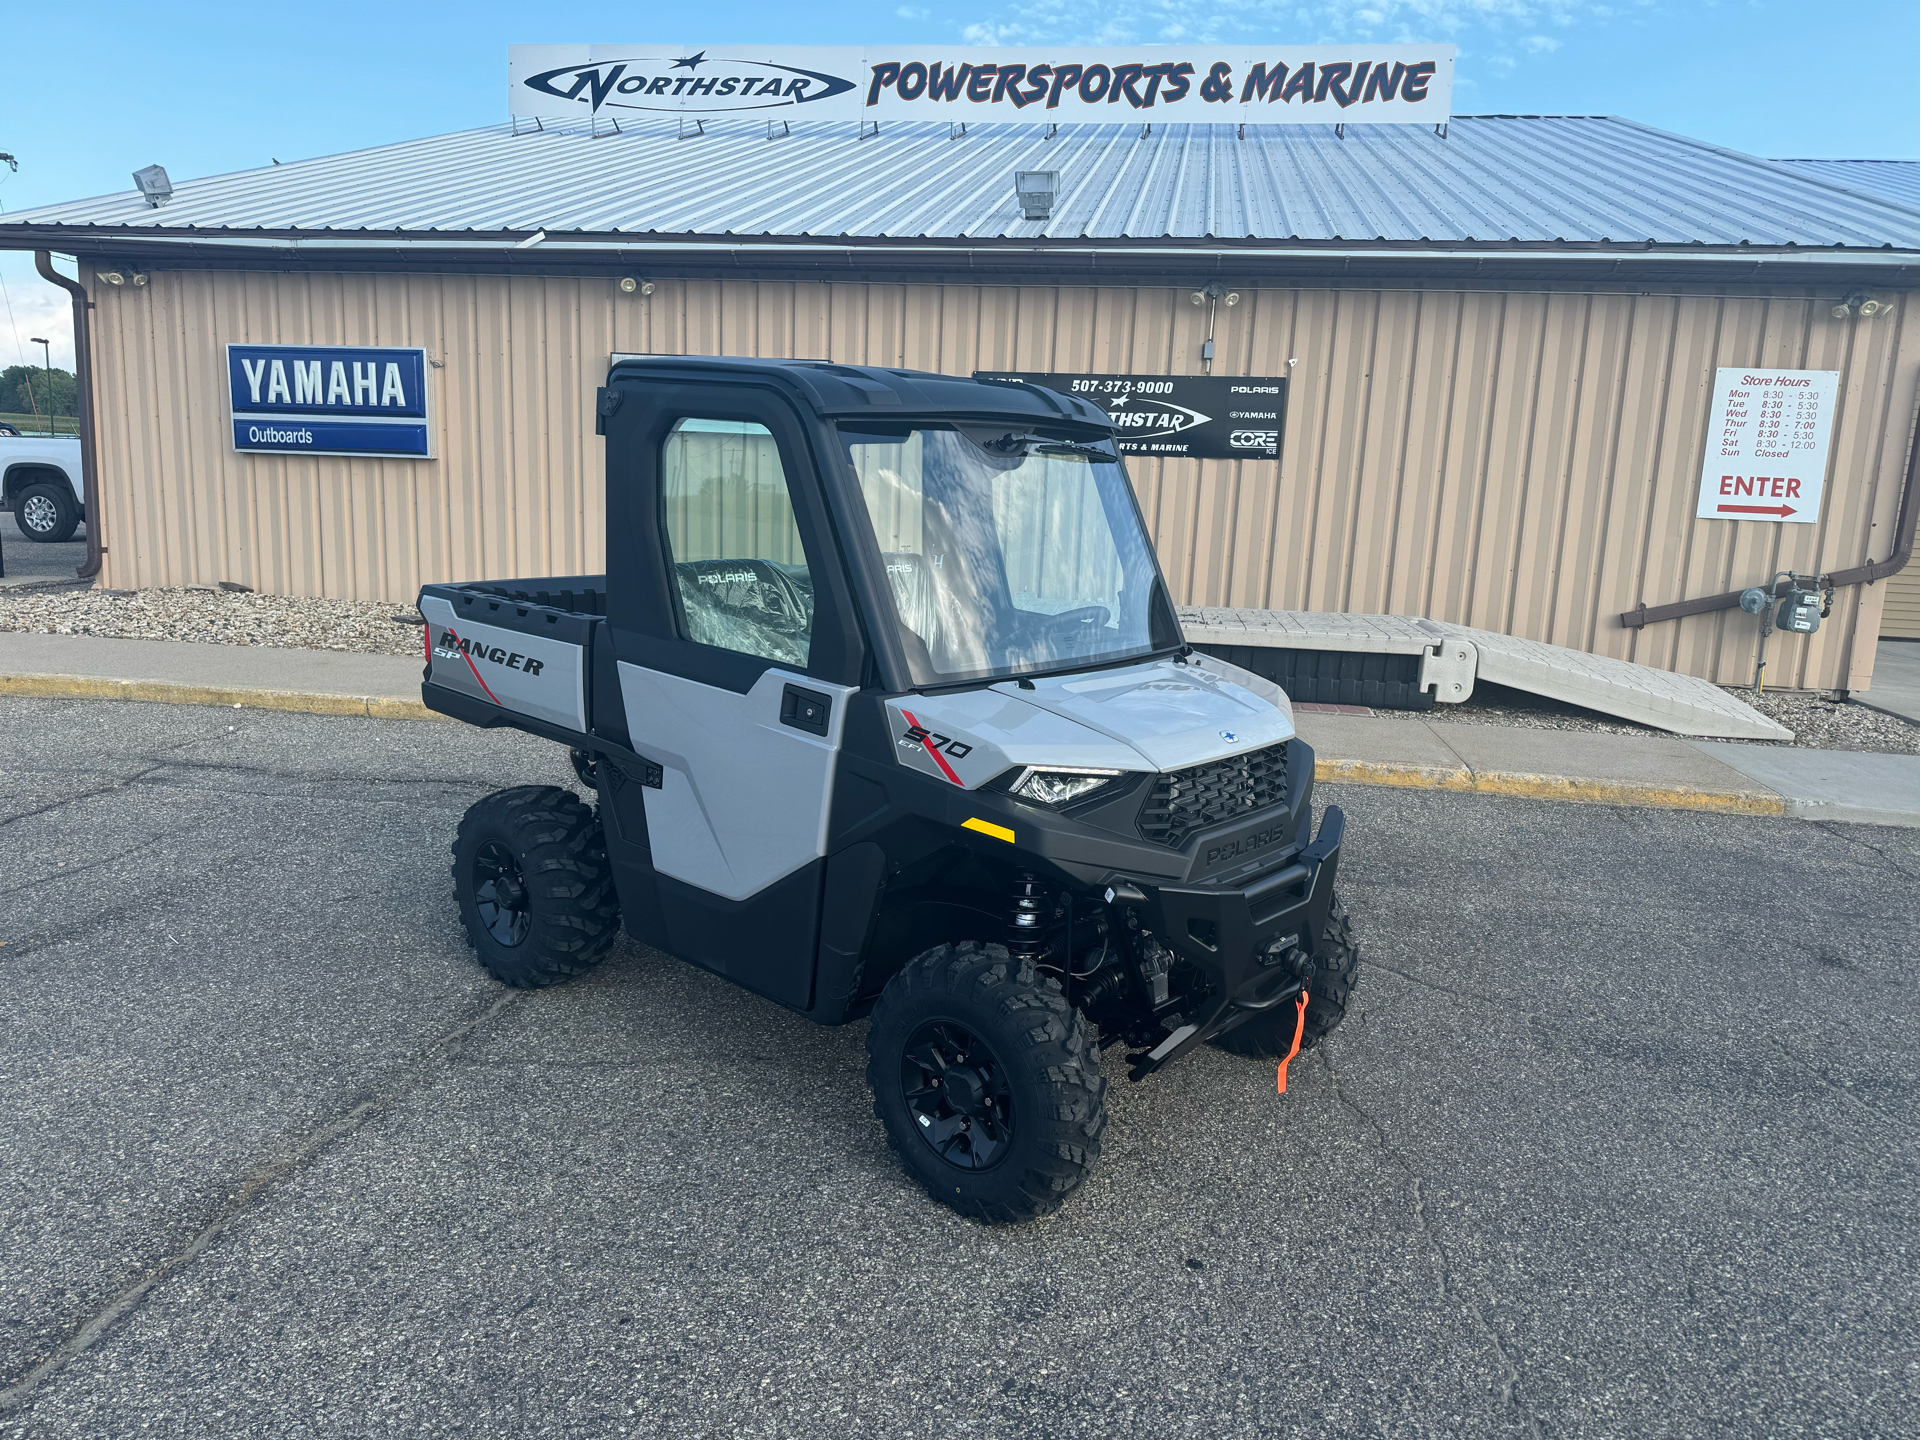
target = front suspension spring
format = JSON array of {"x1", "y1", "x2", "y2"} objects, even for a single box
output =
[{"x1": 1007, "y1": 872, "x2": 1051, "y2": 965}]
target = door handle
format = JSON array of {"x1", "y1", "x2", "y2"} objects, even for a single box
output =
[{"x1": 780, "y1": 683, "x2": 832, "y2": 737}]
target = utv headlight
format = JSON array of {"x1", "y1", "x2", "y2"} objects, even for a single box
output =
[{"x1": 1005, "y1": 766, "x2": 1125, "y2": 807}]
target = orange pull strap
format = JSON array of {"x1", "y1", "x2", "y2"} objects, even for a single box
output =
[{"x1": 1276, "y1": 990, "x2": 1309, "y2": 1094}]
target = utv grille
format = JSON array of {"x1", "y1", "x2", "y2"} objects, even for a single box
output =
[{"x1": 1137, "y1": 741, "x2": 1291, "y2": 848}]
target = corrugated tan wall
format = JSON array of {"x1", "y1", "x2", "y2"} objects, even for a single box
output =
[
  {"x1": 1882, "y1": 548, "x2": 1921, "y2": 639},
  {"x1": 86, "y1": 269, "x2": 1917, "y2": 691}
]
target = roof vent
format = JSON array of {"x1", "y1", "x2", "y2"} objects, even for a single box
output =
[
  {"x1": 132, "y1": 164, "x2": 172, "y2": 208},
  {"x1": 1015, "y1": 170, "x2": 1058, "y2": 221}
]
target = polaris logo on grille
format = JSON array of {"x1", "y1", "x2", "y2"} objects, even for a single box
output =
[{"x1": 1206, "y1": 823, "x2": 1290, "y2": 867}]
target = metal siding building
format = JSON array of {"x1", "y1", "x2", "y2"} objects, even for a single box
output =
[{"x1": 6, "y1": 116, "x2": 1916, "y2": 693}]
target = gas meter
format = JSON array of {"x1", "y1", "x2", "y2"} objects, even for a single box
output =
[{"x1": 1775, "y1": 583, "x2": 1824, "y2": 635}]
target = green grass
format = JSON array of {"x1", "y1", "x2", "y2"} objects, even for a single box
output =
[{"x1": 0, "y1": 411, "x2": 78, "y2": 436}]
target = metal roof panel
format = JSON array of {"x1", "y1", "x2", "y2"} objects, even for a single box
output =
[{"x1": 3, "y1": 115, "x2": 1912, "y2": 251}]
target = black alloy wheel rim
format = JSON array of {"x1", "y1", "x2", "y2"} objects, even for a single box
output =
[
  {"x1": 899, "y1": 1019, "x2": 1015, "y2": 1170},
  {"x1": 472, "y1": 841, "x2": 532, "y2": 947}
]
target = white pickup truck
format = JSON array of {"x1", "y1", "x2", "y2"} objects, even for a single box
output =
[{"x1": 0, "y1": 432, "x2": 86, "y2": 543}]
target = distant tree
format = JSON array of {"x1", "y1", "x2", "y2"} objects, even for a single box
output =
[{"x1": 0, "y1": 363, "x2": 77, "y2": 419}]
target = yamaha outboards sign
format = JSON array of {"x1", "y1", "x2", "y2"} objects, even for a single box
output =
[
  {"x1": 510, "y1": 45, "x2": 1453, "y2": 126},
  {"x1": 974, "y1": 372, "x2": 1287, "y2": 461},
  {"x1": 227, "y1": 344, "x2": 432, "y2": 458}
]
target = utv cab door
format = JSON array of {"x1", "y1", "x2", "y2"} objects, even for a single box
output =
[{"x1": 599, "y1": 382, "x2": 866, "y2": 1009}]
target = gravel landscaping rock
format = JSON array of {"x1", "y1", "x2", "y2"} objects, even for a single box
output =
[
  {"x1": 0, "y1": 584, "x2": 422, "y2": 657},
  {"x1": 1373, "y1": 679, "x2": 1918, "y2": 754}
]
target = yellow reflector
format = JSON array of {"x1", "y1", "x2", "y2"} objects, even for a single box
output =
[{"x1": 962, "y1": 817, "x2": 1016, "y2": 844}]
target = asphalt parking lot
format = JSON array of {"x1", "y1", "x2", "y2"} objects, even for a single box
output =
[
  {"x1": 0, "y1": 530, "x2": 86, "y2": 589},
  {"x1": 0, "y1": 695, "x2": 1914, "y2": 1438}
]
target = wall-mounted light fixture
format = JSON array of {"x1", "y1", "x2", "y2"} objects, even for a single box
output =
[
  {"x1": 132, "y1": 164, "x2": 172, "y2": 207},
  {"x1": 618, "y1": 276, "x2": 656, "y2": 296},
  {"x1": 1015, "y1": 170, "x2": 1058, "y2": 220},
  {"x1": 1832, "y1": 289, "x2": 1887, "y2": 320}
]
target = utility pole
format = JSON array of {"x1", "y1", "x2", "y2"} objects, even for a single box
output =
[{"x1": 30, "y1": 337, "x2": 54, "y2": 434}]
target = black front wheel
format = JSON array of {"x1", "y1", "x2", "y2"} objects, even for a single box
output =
[
  {"x1": 1211, "y1": 894, "x2": 1360, "y2": 1059},
  {"x1": 867, "y1": 942, "x2": 1107, "y2": 1223},
  {"x1": 451, "y1": 785, "x2": 620, "y2": 988}
]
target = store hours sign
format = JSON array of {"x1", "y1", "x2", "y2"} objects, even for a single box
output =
[
  {"x1": 228, "y1": 345, "x2": 433, "y2": 459},
  {"x1": 1696, "y1": 367, "x2": 1837, "y2": 525},
  {"x1": 971, "y1": 372, "x2": 1287, "y2": 460}
]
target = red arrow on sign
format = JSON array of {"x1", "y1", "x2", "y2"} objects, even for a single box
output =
[{"x1": 1717, "y1": 503, "x2": 1797, "y2": 517}]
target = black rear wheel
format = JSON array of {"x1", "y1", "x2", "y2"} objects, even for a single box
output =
[
  {"x1": 1211, "y1": 894, "x2": 1360, "y2": 1058},
  {"x1": 452, "y1": 785, "x2": 620, "y2": 988},
  {"x1": 867, "y1": 942, "x2": 1106, "y2": 1223}
]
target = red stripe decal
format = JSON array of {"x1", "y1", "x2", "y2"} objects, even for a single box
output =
[
  {"x1": 443, "y1": 628, "x2": 502, "y2": 706},
  {"x1": 901, "y1": 708, "x2": 963, "y2": 787}
]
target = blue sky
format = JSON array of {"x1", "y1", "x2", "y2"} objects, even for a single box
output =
[{"x1": 3, "y1": 0, "x2": 1916, "y2": 369}]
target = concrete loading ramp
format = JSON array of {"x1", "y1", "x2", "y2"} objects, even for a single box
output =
[{"x1": 1180, "y1": 608, "x2": 1792, "y2": 742}]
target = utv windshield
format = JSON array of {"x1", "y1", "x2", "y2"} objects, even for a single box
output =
[{"x1": 841, "y1": 424, "x2": 1176, "y2": 687}]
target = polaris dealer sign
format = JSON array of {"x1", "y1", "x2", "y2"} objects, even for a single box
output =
[
  {"x1": 510, "y1": 45, "x2": 1453, "y2": 126},
  {"x1": 227, "y1": 345, "x2": 432, "y2": 459},
  {"x1": 974, "y1": 373, "x2": 1286, "y2": 460}
]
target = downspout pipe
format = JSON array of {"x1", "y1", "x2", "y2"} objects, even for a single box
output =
[
  {"x1": 34, "y1": 250, "x2": 102, "y2": 581},
  {"x1": 1618, "y1": 419, "x2": 1920, "y2": 630}
]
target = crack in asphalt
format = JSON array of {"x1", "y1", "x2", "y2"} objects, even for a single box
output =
[
  {"x1": 137, "y1": 756, "x2": 501, "y2": 789},
  {"x1": 0, "y1": 765, "x2": 166, "y2": 831},
  {"x1": 1764, "y1": 1037, "x2": 1905, "y2": 1131},
  {"x1": 1810, "y1": 820, "x2": 1917, "y2": 877},
  {"x1": 0, "y1": 726, "x2": 262, "y2": 831},
  {"x1": 1364, "y1": 957, "x2": 1505, "y2": 1007},
  {"x1": 3, "y1": 829, "x2": 185, "y2": 896},
  {"x1": 1321, "y1": 1047, "x2": 1545, "y2": 1439},
  {"x1": 0, "y1": 989, "x2": 522, "y2": 1416}
]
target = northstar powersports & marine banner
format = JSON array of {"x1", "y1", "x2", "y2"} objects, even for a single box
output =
[{"x1": 509, "y1": 45, "x2": 1454, "y2": 126}]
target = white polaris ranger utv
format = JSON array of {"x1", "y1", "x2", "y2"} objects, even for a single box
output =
[{"x1": 420, "y1": 356, "x2": 1358, "y2": 1222}]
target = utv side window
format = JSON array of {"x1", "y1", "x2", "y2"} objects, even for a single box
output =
[{"x1": 660, "y1": 418, "x2": 815, "y2": 669}]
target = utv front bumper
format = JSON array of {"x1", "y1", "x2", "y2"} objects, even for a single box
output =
[{"x1": 1115, "y1": 804, "x2": 1346, "y2": 1078}]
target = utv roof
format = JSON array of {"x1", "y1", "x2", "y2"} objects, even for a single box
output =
[{"x1": 606, "y1": 354, "x2": 1115, "y2": 429}]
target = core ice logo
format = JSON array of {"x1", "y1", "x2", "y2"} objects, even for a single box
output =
[
  {"x1": 520, "y1": 53, "x2": 859, "y2": 115},
  {"x1": 1230, "y1": 430, "x2": 1278, "y2": 449}
]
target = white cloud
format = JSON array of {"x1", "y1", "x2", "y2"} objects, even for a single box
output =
[
  {"x1": 897, "y1": 5, "x2": 931, "y2": 18},
  {"x1": 0, "y1": 252, "x2": 75, "y2": 372},
  {"x1": 1523, "y1": 33, "x2": 1561, "y2": 51}
]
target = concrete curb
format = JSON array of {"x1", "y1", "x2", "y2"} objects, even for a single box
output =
[
  {"x1": 0, "y1": 670, "x2": 1865, "y2": 823},
  {"x1": 1313, "y1": 756, "x2": 1787, "y2": 817},
  {"x1": 0, "y1": 671, "x2": 443, "y2": 722}
]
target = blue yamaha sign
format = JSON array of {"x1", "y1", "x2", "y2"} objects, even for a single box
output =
[{"x1": 227, "y1": 344, "x2": 432, "y2": 458}]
